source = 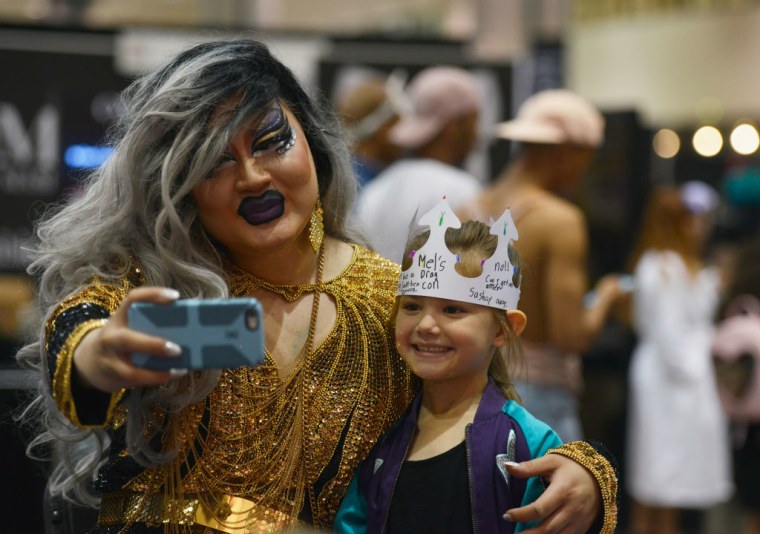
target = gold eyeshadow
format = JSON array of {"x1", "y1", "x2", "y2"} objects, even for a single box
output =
[{"x1": 205, "y1": 104, "x2": 296, "y2": 179}]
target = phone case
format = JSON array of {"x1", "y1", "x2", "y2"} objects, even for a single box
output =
[{"x1": 128, "y1": 298, "x2": 265, "y2": 370}]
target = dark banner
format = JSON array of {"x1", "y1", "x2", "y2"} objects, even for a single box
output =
[{"x1": 0, "y1": 28, "x2": 129, "y2": 273}]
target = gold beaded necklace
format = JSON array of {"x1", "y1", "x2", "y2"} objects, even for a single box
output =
[
  {"x1": 154, "y1": 245, "x2": 328, "y2": 531},
  {"x1": 94, "y1": 246, "x2": 415, "y2": 532}
]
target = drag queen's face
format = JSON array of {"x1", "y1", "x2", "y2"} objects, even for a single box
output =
[{"x1": 192, "y1": 102, "x2": 319, "y2": 259}]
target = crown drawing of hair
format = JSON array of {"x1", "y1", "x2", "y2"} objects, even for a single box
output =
[{"x1": 397, "y1": 198, "x2": 521, "y2": 311}]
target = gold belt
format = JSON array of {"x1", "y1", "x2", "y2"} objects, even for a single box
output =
[{"x1": 98, "y1": 492, "x2": 291, "y2": 533}]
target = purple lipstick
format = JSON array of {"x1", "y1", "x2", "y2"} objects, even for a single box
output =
[{"x1": 238, "y1": 190, "x2": 285, "y2": 225}]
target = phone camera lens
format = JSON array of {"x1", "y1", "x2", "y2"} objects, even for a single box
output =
[{"x1": 245, "y1": 309, "x2": 259, "y2": 330}]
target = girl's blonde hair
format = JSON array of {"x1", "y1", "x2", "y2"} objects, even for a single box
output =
[{"x1": 397, "y1": 220, "x2": 524, "y2": 400}]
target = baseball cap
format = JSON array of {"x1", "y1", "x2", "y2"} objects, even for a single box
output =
[
  {"x1": 496, "y1": 89, "x2": 604, "y2": 147},
  {"x1": 388, "y1": 66, "x2": 482, "y2": 150}
]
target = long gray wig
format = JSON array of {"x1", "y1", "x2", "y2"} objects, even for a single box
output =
[{"x1": 16, "y1": 39, "x2": 361, "y2": 507}]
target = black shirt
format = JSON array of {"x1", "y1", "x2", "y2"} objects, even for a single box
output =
[{"x1": 386, "y1": 441, "x2": 473, "y2": 533}]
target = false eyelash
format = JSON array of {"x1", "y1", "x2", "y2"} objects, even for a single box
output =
[{"x1": 275, "y1": 127, "x2": 296, "y2": 155}]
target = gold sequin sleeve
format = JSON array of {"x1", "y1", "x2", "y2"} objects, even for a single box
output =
[
  {"x1": 45, "y1": 272, "x2": 140, "y2": 428},
  {"x1": 546, "y1": 441, "x2": 618, "y2": 534}
]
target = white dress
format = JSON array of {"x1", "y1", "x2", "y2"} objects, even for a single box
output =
[{"x1": 626, "y1": 250, "x2": 733, "y2": 506}]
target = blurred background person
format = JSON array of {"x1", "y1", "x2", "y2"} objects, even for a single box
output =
[
  {"x1": 334, "y1": 71, "x2": 405, "y2": 188},
  {"x1": 626, "y1": 181, "x2": 732, "y2": 534},
  {"x1": 355, "y1": 66, "x2": 483, "y2": 263},
  {"x1": 458, "y1": 89, "x2": 626, "y2": 442}
]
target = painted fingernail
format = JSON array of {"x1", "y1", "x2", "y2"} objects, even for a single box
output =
[
  {"x1": 169, "y1": 368, "x2": 188, "y2": 377},
  {"x1": 162, "y1": 288, "x2": 180, "y2": 300},
  {"x1": 503, "y1": 512, "x2": 513, "y2": 521},
  {"x1": 165, "y1": 341, "x2": 182, "y2": 356},
  {"x1": 504, "y1": 461, "x2": 519, "y2": 468}
]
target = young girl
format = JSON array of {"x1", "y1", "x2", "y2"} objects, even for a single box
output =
[{"x1": 335, "y1": 200, "x2": 617, "y2": 533}]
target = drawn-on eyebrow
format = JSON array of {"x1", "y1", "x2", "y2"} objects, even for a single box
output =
[{"x1": 251, "y1": 104, "x2": 288, "y2": 146}]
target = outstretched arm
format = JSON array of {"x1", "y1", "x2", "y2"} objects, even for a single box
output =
[
  {"x1": 49, "y1": 283, "x2": 185, "y2": 428},
  {"x1": 73, "y1": 286, "x2": 183, "y2": 393}
]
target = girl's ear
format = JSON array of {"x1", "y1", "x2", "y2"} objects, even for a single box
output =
[
  {"x1": 492, "y1": 309, "x2": 527, "y2": 348},
  {"x1": 506, "y1": 310, "x2": 527, "y2": 336}
]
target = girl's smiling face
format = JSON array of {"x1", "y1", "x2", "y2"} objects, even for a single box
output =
[
  {"x1": 192, "y1": 102, "x2": 319, "y2": 259},
  {"x1": 394, "y1": 295, "x2": 508, "y2": 387}
]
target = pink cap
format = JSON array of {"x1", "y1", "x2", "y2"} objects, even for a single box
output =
[
  {"x1": 389, "y1": 66, "x2": 482, "y2": 150},
  {"x1": 496, "y1": 89, "x2": 604, "y2": 147}
]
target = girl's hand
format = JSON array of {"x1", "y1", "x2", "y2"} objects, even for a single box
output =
[
  {"x1": 503, "y1": 453, "x2": 600, "y2": 533},
  {"x1": 72, "y1": 287, "x2": 185, "y2": 392}
]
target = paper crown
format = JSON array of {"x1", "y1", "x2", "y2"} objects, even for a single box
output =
[{"x1": 397, "y1": 198, "x2": 521, "y2": 311}]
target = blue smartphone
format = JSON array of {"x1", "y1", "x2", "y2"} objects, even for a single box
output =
[{"x1": 128, "y1": 298, "x2": 265, "y2": 370}]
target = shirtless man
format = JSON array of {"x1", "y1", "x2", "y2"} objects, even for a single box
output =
[{"x1": 459, "y1": 90, "x2": 624, "y2": 441}]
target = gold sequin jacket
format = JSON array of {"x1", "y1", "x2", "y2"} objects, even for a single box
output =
[{"x1": 45, "y1": 245, "x2": 416, "y2": 531}]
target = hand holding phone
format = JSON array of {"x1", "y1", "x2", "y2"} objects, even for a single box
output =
[{"x1": 128, "y1": 298, "x2": 265, "y2": 370}]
